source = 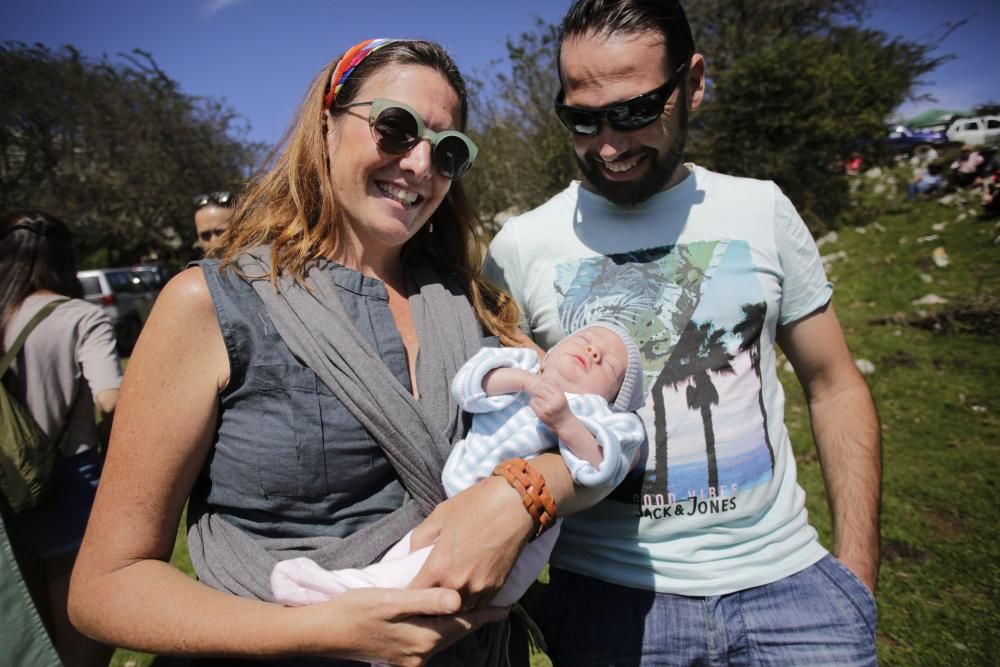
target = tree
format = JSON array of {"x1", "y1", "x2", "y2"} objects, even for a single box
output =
[
  {"x1": 972, "y1": 102, "x2": 1000, "y2": 116},
  {"x1": 681, "y1": 1, "x2": 953, "y2": 230},
  {"x1": 0, "y1": 42, "x2": 263, "y2": 266},
  {"x1": 468, "y1": 2, "x2": 950, "y2": 233},
  {"x1": 464, "y1": 20, "x2": 578, "y2": 228},
  {"x1": 687, "y1": 24, "x2": 947, "y2": 230},
  {"x1": 684, "y1": 0, "x2": 869, "y2": 73}
]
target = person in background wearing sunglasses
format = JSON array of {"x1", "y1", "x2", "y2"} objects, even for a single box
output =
[
  {"x1": 192, "y1": 190, "x2": 235, "y2": 255},
  {"x1": 487, "y1": 1, "x2": 881, "y2": 664},
  {"x1": 70, "y1": 38, "x2": 587, "y2": 665}
]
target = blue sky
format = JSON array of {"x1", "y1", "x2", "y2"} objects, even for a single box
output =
[{"x1": 3, "y1": 0, "x2": 998, "y2": 147}]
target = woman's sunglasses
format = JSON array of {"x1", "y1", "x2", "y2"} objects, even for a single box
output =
[
  {"x1": 554, "y1": 61, "x2": 690, "y2": 137},
  {"x1": 192, "y1": 191, "x2": 234, "y2": 209},
  {"x1": 340, "y1": 98, "x2": 478, "y2": 179}
]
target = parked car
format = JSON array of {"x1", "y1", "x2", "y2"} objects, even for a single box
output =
[
  {"x1": 883, "y1": 124, "x2": 949, "y2": 156},
  {"x1": 131, "y1": 263, "x2": 177, "y2": 291},
  {"x1": 77, "y1": 268, "x2": 158, "y2": 354},
  {"x1": 946, "y1": 115, "x2": 1000, "y2": 147}
]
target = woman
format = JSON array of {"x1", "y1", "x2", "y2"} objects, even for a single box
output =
[
  {"x1": 1, "y1": 210, "x2": 120, "y2": 666},
  {"x1": 69, "y1": 39, "x2": 584, "y2": 666}
]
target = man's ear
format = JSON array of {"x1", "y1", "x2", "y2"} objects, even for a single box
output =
[{"x1": 687, "y1": 53, "x2": 706, "y2": 111}]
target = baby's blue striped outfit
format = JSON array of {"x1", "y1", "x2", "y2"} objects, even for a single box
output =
[
  {"x1": 270, "y1": 346, "x2": 647, "y2": 612},
  {"x1": 442, "y1": 347, "x2": 646, "y2": 497}
]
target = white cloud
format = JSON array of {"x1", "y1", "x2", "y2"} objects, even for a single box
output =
[{"x1": 202, "y1": 0, "x2": 248, "y2": 18}]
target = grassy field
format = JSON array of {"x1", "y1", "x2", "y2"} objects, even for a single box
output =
[
  {"x1": 791, "y1": 171, "x2": 998, "y2": 665},
  {"x1": 111, "y1": 170, "x2": 998, "y2": 666}
]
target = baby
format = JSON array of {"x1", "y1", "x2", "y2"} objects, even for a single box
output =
[{"x1": 271, "y1": 322, "x2": 646, "y2": 608}]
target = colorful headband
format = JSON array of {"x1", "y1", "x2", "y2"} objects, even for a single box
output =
[{"x1": 323, "y1": 38, "x2": 398, "y2": 109}]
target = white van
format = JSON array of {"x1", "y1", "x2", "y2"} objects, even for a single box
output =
[
  {"x1": 77, "y1": 268, "x2": 158, "y2": 354},
  {"x1": 946, "y1": 116, "x2": 1000, "y2": 147}
]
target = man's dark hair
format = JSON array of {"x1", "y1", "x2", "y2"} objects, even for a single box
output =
[{"x1": 559, "y1": 0, "x2": 695, "y2": 77}]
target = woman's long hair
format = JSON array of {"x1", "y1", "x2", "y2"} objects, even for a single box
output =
[
  {"x1": 0, "y1": 210, "x2": 82, "y2": 344},
  {"x1": 219, "y1": 40, "x2": 521, "y2": 345}
]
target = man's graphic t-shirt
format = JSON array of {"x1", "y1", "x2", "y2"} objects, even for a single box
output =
[{"x1": 487, "y1": 165, "x2": 832, "y2": 596}]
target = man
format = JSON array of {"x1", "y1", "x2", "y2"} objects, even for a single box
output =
[
  {"x1": 192, "y1": 190, "x2": 234, "y2": 254},
  {"x1": 487, "y1": 1, "x2": 881, "y2": 663},
  {"x1": 981, "y1": 150, "x2": 1000, "y2": 216},
  {"x1": 907, "y1": 162, "x2": 944, "y2": 201}
]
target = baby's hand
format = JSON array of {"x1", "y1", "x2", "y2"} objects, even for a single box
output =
[{"x1": 529, "y1": 378, "x2": 573, "y2": 431}]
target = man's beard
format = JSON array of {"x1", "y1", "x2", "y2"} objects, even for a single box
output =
[{"x1": 576, "y1": 103, "x2": 688, "y2": 206}]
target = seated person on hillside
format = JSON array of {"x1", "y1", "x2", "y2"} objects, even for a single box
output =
[
  {"x1": 845, "y1": 154, "x2": 863, "y2": 175},
  {"x1": 949, "y1": 145, "x2": 985, "y2": 189},
  {"x1": 907, "y1": 162, "x2": 945, "y2": 201},
  {"x1": 271, "y1": 323, "x2": 646, "y2": 609},
  {"x1": 981, "y1": 153, "x2": 1000, "y2": 216},
  {"x1": 918, "y1": 146, "x2": 939, "y2": 162}
]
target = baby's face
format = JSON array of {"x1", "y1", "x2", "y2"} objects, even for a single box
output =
[{"x1": 540, "y1": 327, "x2": 627, "y2": 402}]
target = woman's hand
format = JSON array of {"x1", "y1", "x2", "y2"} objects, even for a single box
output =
[
  {"x1": 407, "y1": 446, "x2": 604, "y2": 611},
  {"x1": 309, "y1": 587, "x2": 507, "y2": 665},
  {"x1": 409, "y1": 477, "x2": 535, "y2": 609}
]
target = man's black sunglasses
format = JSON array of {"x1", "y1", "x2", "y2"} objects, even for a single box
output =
[
  {"x1": 192, "y1": 191, "x2": 235, "y2": 209},
  {"x1": 554, "y1": 61, "x2": 690, "y2": 136}
]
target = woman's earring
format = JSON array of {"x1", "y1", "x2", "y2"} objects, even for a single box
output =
[{"x1": 428, "y1": 222, "x2": 434, "y2": 234}]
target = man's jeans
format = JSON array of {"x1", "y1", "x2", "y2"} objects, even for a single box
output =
[{"x1": 539, "y1": 555, "x2": 876, "y2": 666}]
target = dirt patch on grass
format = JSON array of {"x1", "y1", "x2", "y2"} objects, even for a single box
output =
[
  {"x1": 869, "y1": 296, "x2": 1000, "y2": 336},
  {"x1": 880, "y1": 351, "x2": 917, "y2": 369},
  {"x1": 925, "y1": 511, "x2": 965, "y2": 541},
  {"x1": 882, "y1": 539, "x2": 927, "y2": 564}
]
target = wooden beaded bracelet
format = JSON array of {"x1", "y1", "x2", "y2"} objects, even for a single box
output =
[{"x1": 492, "y1": 457, "x2": 558, "y2": 541}]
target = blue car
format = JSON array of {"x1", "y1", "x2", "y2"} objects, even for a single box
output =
[{"x1": 883, "y1": 124, "x2": 949, "y2": 155}]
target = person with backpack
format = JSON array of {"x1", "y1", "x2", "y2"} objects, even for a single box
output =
[{"x1": 1, "y1": 210, "x2": 121, "y2": 666}]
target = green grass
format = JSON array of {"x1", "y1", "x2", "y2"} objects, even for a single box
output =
[
  {"x1": 792, "y1": 173, "x2": 999, "y2": 665},
  {"x1": 112, "y1": 175, "x2": 998, "y2": 665}
]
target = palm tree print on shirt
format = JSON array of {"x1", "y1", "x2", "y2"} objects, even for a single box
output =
[
  {"x1": 733, "y1": 301, "x2": 774, "y2": 471},
  {"x1": 554, "y1": 239, "x2": 774, "y2": 508}
]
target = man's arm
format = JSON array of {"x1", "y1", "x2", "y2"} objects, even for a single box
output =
[{"x1": 777, "y1": 302, "x2": 881, "y2": 592}]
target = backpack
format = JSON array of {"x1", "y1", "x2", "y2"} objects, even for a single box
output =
[{"x1": 0, "y1": 298, "x2": 68, "y2": 514}]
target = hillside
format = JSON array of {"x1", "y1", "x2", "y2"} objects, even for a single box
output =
[{"x1": 785, "y1": 166, "x2": 999, "y2": 665}]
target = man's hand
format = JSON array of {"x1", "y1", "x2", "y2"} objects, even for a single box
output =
[{"x1": 837, "y1": 554, "x2": 878, "y2": 594}]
